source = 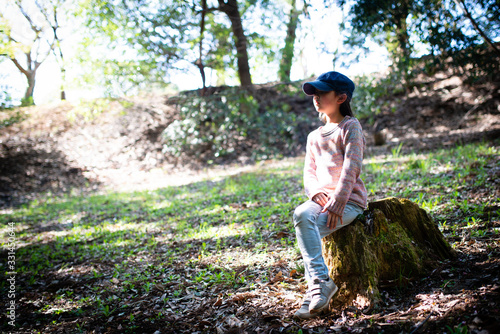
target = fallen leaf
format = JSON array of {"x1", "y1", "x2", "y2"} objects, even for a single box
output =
[
  {"x1": 270, "y1": 271, "x2": 284, "y2": 283},
  {"x1": 226, "y1": 315, "x2": 244, "y2": 327},
  {"x1": 231, "y1": 292, "x2": 255, "y2": 303},
  {"x1": 445, "y1": 299, "x2": 460, "y2": 308},
  {"x1": 276, "y1": 231, "x2": 289, "y2": 238},
  {"x1": 199, "y1": 320, "x2": 212, "y2": 327}
]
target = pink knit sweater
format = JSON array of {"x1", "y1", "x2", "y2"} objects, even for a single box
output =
[{"x1": 303, "y1": 116, "x2": 367, "y2": 216}]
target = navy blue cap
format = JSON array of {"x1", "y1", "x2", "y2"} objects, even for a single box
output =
[{"x1": 302, "y1": 71, "x2": 355, "y2": 99}]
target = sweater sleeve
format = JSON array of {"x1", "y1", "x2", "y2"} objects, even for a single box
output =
[
  {"x1": 303, "y1": 131, "x2": 326, "y2": 200},
  {"x1": 326, "y1": 120, "x2": 365, "y2": 215}
]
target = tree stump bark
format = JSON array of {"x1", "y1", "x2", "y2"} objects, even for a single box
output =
[{"x1": 322, "y1": 197, "x2": 455, "y2": 310}]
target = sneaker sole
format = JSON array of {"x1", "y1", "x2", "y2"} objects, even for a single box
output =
[
  {"x1": 309, "y1": 284, "x2": 338, "y2": 314},
  {"x1": 294, "y1": 310, "x2": 316, "y2": 320},
  {"x1": 294, "y1": 298, "x2": 313, "y2": 319}
]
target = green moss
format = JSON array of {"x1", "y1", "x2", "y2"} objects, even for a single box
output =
[
  {"x1": 377, "y1": 221, "x2": 423, "y2": 280},
  {"x1": 323, "y1": 222, "x2": 381, "y2": 305},
  {"x1": 323, "y1": 197, "x2": 454, "y2": 308}
]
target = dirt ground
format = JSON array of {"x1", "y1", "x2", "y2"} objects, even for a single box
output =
[{"x1": 0, "y1": 70, "x2": 499, "y2": 333}]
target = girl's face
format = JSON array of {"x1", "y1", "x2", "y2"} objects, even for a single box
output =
[
  {"x1": 313, "y1": 90, "x2": 335, "y2": 111},
  {"x1": 313, "y1": 90, "x2": 345, "y2": 122}
]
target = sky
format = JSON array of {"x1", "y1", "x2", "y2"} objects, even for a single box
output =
[{"x1": 1, "y1": 0, "x2": 392, "y2": 106}]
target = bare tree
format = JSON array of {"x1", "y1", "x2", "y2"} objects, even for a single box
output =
[
  {"x1": 35, "y1": 0, "x2": 67, "y2": 100},
  {"x1": 0, "y1": 0, "x2": 66, "y2": 105}
]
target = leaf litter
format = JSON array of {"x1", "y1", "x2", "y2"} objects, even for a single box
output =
[{"x1": 0, "y1": 77, "x2": 499, "y2": 333}]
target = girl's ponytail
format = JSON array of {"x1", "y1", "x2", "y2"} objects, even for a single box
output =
[
  {"x1": 339, "y1": 92, "x2": 353, "y2": 117},
  {"x1": 340, "y1": 99, "x2": 353, "y2": 117}
]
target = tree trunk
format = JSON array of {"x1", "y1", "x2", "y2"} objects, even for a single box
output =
[
  {"x1": 197, "y1": 0, "x2": 208, "y2": 95},
  {"x1": 278, "y1": 0, "x2": 300, "y2": 82},
  {"x1": 24, "y1": 72, "x2": 35, "y2": 102},
  {"x1": 322, "y1": 197, "x2": 455, "y2": 310},
  {"x1": 393, "y1": 2, "x2": 412, "y2": 90},
  {"x1": 60, "y1": 57, "x2": 66, "y2": 100},
  {"x1": 56, "y1": 48, "x2": 66, "y2": 101},
  {"x1": 218, "y1": 0, "x2": 252, "y2": 87},
  {"x1": 11, "y1": 55, "x2": 37, "y2": 106}
]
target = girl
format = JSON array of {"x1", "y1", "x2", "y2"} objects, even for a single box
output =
[{"x1": 293, "y1": 71, "x2": 367, "y2": 319}]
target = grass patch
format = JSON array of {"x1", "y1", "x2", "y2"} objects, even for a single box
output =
[
  {"x1": 364, "y1": 142, "x2": 499, "y2": 226},
  {"x1": 0, "y1": 142, "x2": 498, "y2": 332}
]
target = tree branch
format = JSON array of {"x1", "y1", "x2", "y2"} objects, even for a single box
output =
[
  {"x1": 16, "y1": 0, "x2": 42, "y2": 35},
  {"x1": 454, "y1": 0, "x2": 500, "y2": 56},
  {"x1": 10, "y1": 57, "x2": 29, "y2": 77}
]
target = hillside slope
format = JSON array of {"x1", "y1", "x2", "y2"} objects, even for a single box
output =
[
  {"x1": 365, "y1": 70, "x2": 500, "y2": 152},
  {"x1": 0, "y1": 70, "x2": 499, "y2": 208}
]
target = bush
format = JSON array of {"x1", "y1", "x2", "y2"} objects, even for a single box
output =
[
  {"x1": 351, "y1": 73, "x2": 401, "y2": 121},
  {"x1": 0, "y1": 84, "x2": 14, "y2": 110},
  {"x1": 162, "y1": 86, "x2": 303, "y2": 163},
  {"x1": 0, "y1": 111, "x2": 23, "y2": 130},
  {"x1": 0, "y1": 83, "x2": 24, "y2": 130}
]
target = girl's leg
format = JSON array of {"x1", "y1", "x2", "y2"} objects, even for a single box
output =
[
  {"x1": 293, "y1": 201, "x2": 327, "y2": 282},
  {"x1": 293, "y1": 201, "x2": 364, "y2": 317},
  {"x1": 294, "y1": 201, "x2": 364, "y2": 282},
  {"x1": 317, "y1": 202, "x2": 364, "y2": 239}
]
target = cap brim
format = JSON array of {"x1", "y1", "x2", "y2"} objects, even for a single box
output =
[{"x1": 302, "y1": 81, "x2": 333, "y2": 95}]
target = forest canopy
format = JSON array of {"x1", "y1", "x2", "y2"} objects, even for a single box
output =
[{"x1": 0, "y1": 0, "x2": 499, "y2": 106}]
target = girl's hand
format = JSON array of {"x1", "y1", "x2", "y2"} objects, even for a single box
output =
[
  {"x1": 326, "y1": 211, "x2": 343, "y2": 230},
  {"x1": 312, "y1": 193, "x2": 329, "y2": 206},
  {"x1": 314, "y1": 194, "x2": 343, "y2": 229}
]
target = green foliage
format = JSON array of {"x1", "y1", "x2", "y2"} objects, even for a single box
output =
[
  {"x1": 78, "y1": 0, "x2": 284, "y2": 90},
  {"x1": 414, "y1": 0, "x2": 500, "y2": 79},
  {"x1": 1, "y1": 0, "x2": 71, "y2": 104},
  {"x1": 75, "y1": 56, "x2": 169, "y2": 97},
  {"x1": 446, "y1": 324, "x2": 469, "y2": 334},
  {"x1": 343, "y1": 0, "x2": 414, "y2": 84},
  {"x1": 351, "y1": 73, "x2": 402, "y2": 120},
  {"x1": 364, "y1": 142, "x2": 499, "y2": 222},
  {"x1": 20, "y1": 96, "x2": 34, "y2": 107},
  {"x1": 199, "y1": 15, "x2": 234, "y2": 74},
  {"x1": 162, "y1": 88, "x2": 257, "y2": 160},
  {"x1": 0, "y1": 81, "x2": 14, "y2": 110},
  {"x1": 0, "y1": 110, "x2": 24, "y2": 130},
  {"x1": 340, "y1": 0, "x2": 500, "y2": 84},
  {"x1": 77, "y1": 0, "x2": 198, "y2": 94},
  {"x1": 162, "y1": 87, "x2": 298, "y2": 162}
]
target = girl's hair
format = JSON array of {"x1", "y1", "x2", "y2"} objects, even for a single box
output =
[
  {"x1": 318, "y1": 91, "x2": 353, "y2": 123},
  {"x1": 339, "y1": 92, "x2": 353, "y2": 117}
]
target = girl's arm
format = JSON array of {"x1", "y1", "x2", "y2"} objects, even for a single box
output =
[
  {"x1": 303, "y1": 132, "x2": 326, "y2": 200},
  {"x1": 324, "y1": 121, "x2": 364, "y2": 216}
]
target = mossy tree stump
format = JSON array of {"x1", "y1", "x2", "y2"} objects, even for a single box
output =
[{"x1": 322, "y1": 197, "x2": 455, "y2": 310}]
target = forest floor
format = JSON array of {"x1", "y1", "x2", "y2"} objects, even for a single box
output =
[{"x1": 0, "y1": 68, "x2": 500, "y2": 333}]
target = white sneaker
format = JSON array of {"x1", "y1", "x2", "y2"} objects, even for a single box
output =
[
  {"x1": 308, "y1": 278, "x2": 338, "y2": 314},
  {"x1": 294, "y1": 292, "x2": 315, "y2": 319}
]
